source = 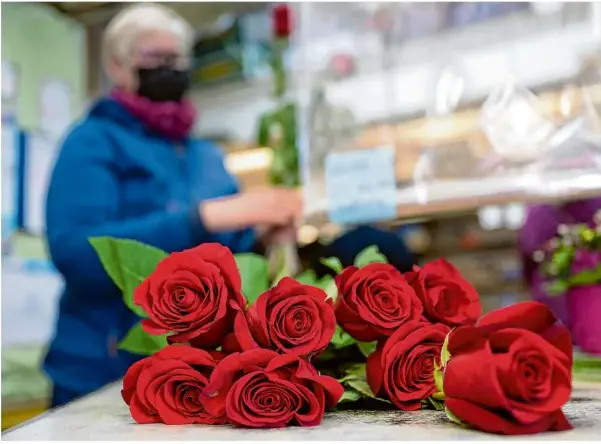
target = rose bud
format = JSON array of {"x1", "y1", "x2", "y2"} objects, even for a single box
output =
[
  {"x1": 272, "y1": 4, "x2": 293, "y2": 38},
  {"x1": 335, "y1": 263, "x2": 423, "y2": 342}
]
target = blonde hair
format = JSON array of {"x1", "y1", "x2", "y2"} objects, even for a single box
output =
[{"x1": 103, "y1": 3, "x2": 194, "y2": 66}]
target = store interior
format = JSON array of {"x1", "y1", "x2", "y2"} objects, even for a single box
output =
[{"x1": 2, "y1": 1, "x2": 601, "y2": 431}]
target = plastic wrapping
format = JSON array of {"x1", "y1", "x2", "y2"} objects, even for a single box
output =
[{"x1": 292, "y1": 2, "x2": 601, "y2": 225}]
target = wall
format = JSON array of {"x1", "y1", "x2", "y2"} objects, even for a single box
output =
[{"x1": 1, "y1": 2, "x2": 86, "y2": 130}]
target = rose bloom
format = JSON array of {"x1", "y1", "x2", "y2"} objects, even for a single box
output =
[
  {"x1": 202, "y1": 349, "x2": 343, "y2": 428},
  {"x1": 335, "y1": 263, "x2": 423, "y2": 342},
  {"x1": 134, "y1": 243, "x2": 245, "y2": 348},
  {"x1": 367, "y1": 321, "x2": 450, "y2": 410},
  {"x1": 444, "y1": 301, "x2": 573, "y2": 435},
  {"x1": 224, "y1": 277, "x2": 336, "y2": 359},
  {"x1": 405, "y1": 258, "x2": 481, "y2": 327},
  {"x1": 122, "y1": 345, "x2": 225, "y2": 425},
  {"x1": 272, "y1": 4, "x2": 292, "y2": 38}
]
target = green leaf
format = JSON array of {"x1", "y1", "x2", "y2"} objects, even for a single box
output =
[
  {"x1": 320, "y1": 257, "x2": 343, "y2": 274},
  {"x1": 323, "y1": 278, "x2": 338, "y2": 301},
  {"x1": 338, "y1": 389, "x2": 362, "y2": 404},
  {"x1": 119, "y1": 323, "x2": 168, "y2": 356},
  {"x1": 257, "y1": 113, "x2": 273, "y2": 147},
  {"x1": 354, "y1": 246, "x2": 388, "y2": 268},
  {"x1": 89, "y1": 237, "x2": 168, "y2": 317},
  {"x1": 331, "y1": 325, "x2": 356, "y2": 349},
  {"x1": 296, "y1": 270, "x2": 319, "y2": 285},
  {"x1": 345, "y1": 378, "x2": 391, "y2": 404},
  {"x1": 357, "y1": 341, "x2": 377, "y2": 358},
  {"x1": 441, "y1": 330, "x2": 452, "y2": 366},
  {"x1": 234, "y1": 253, "x2": 270, "y2": 305},
  {"x1": 445, "y1": 405, "x2": 464, "y2": 426},
  {"x1": 545, "y1": 279, "x2": 570, "y2": 296},
  {"x1": 569, "y1": 265, "x2": 601, "y2": 286},
  {"x1": 434, "y1": 365, "x2": 444, "y2": 395},
  {"x1": 339, "y1": 363, "x2": 366, "y2": 380},
  {"x1": 296, "y1": 272, "x2": 338, "y2": 301},
  {"x1": 428, "y1": 397, "x2": 445, "y2": 411}
]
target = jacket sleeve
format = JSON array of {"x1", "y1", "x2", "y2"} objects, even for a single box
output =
[{"x1": 45, "y1": 125, "x2": 250, "y2": 299}]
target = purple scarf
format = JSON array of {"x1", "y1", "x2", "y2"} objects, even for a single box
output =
[
  {"x1": 111, "y1": 89, "x2": 196, "y2": 141},
  {"x1": 519, "y1": 198, "x2": 601, "y2": 327}
]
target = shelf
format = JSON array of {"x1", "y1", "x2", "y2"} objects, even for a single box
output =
[{"x1": 303, "y1": 169, "x2": 601, "y2": 226}]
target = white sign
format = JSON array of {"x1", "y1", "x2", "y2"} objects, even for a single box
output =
[
  {"x1": 25, "y1": 132, "x2": 60, "y2": 235},
  {"x1": 39, "y1": 78, "x2": 72, "y2": 139},
  {"x1": 1, "y1": 60, "x2": 18, "y2": 102},
  {"x1": 325, "y1": 145, "x2": 397, "y2": 224},
  {"x1": 2, "y1": 114, "x2": 18, "y2": 240}
]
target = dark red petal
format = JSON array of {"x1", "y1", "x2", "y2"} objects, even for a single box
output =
[
  {"x1": 233, "y1": 308, "x2": 260, "y2": 351},
  {"x1": 366, "y1": 347, "x2": 384, "y2": 397}
]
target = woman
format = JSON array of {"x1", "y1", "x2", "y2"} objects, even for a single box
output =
[
  {"x1": 44, "y1": 4, "x2": 301, "y2": 407},
  {"x1": 519, "y1": 198, "x2": 601, "y2": 328}
]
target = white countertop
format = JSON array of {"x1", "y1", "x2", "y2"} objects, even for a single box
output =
[{"x1": 4, "y1": 381, "x2": 601, "y2": 441}]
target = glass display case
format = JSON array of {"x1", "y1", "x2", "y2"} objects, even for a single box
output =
[{"x1": 291, "y1": 2, "x2": 601, "y2": 225}]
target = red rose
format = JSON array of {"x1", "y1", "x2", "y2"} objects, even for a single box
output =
[
  {"x1": 134, "y1": 243, "x2": 245, "y2": 348},
  {"x1": 272, "y1": 4, "x2": 292, "y2": 38},
  {"x1": 444, "y1": 301, "x2": 573, "y2": 435},
  {"x1": 405, "y1": 258, "x2": 481, "y2": 327},
  {"x1": 122, "y1": 345, "x2": 225, "y2": 425},
  {"x1": 366, "y1": 321, "x2": 450, "y2": 410},
  {"x1": 202, "y1": 349, "x2": 343, "y2": 428},
  {"x1": 225, "y1": 277, "x2": 336, "y2": 358},
  {"x1": 334, "y1": 263, "x2": 422, "y2": 342}
]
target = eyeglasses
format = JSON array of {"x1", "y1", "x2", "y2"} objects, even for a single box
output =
[{"x1": 134, "y1": 48, "x2": 191, "y2": 70}]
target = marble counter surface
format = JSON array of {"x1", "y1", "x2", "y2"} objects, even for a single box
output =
[{"x1": 4, "y1": 382, "x2": 601, "y2": 440}]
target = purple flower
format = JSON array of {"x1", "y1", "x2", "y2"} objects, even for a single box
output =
[{"x1": 570, "y1": 249, "x2": 601, "y2": 275}]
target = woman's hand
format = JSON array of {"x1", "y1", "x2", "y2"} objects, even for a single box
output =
[{"x1": 199, "y1": 187, "x2": 303, "y2": 233}]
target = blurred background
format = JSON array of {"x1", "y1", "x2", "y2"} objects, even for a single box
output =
[{"x1": 1, "y1": 0, "x2": 600, "y2": 429}]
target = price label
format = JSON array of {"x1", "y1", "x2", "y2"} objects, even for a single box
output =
[{"x1": 324, "y1": 146, "x2": 397, "y2": 224}]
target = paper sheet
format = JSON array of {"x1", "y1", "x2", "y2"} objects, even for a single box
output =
[
  {"x1": 25, "y1": 132, "x2": 59, "y2": 235},
  {"x1": 2, "y1": 114, "x2": 18, "y2": 240}
]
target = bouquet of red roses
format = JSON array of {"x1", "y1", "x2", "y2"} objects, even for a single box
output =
[{"x1": 91, "y1": 238, "x2": 573, "y2": 434}]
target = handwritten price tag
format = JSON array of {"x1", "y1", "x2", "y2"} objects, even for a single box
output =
[{"x1": 325, "y1": 146, "x2": 397, "y2": 224}]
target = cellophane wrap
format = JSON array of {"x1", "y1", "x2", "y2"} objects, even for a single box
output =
[{"x1": 291, "y1": 2, "x2": 601, "y2": 225}]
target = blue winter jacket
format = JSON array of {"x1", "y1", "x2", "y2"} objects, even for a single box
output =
[{"x1": 44, "y1": 98, "x2": 256, "y2": 396}]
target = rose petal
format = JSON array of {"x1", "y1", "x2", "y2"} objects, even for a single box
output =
[
  {"x1": 477, "y1": 301, "x2": 557, "y2": 335},
  {"x1": 446, "y1": 398, "x2": 571, "y2": 435},
  {"x1": 366, "y1": 346, "x2": 384, "y2": 397},
  {"x1": 444, "y1": 343, "x2": 508, "y2": 410}
]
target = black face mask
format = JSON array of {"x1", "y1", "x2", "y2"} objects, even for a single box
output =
[{"x1": 137, "y1": 66, "x2": 190, "y2": 102}]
